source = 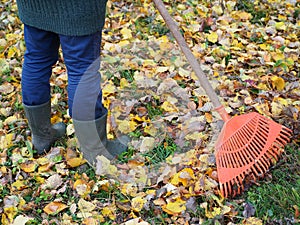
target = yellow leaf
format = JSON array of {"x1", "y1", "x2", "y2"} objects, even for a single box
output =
[
  {"x1": 236, "y1": 11, "x2": 252, "y2": 20},
  {"x1": 95, "y1": 155, "x2": 118, "y2": 177},
  {"x1": 4, "y1": 116, "x2": 17, "y2": 125},
  {"x1": 243, "y1": 217, "x2": 263, "y2": 225},
  {"x1": 102, "y1": 205, "x2": 116, "y2": 220},
  {"x1": 271, "y1": 52, "x2": 285, "y2": 61},
  {"x1": 12, "y1": 179, "x2": 27, "y2": 191},
  {"x1": 275, "y1": 22, "x2": 286, "y2": 31},
  {"x1": 2, "y1": 206, "x2": 18, "y2": 224},
  {"x1": 144, "y1": 124, "x2": 158, "y2": 136},
  {"x1": 212, "y1": 5, "x2": 223, "y2": 15},
  {"x1": 170, "y1": 168, "x2": 195, "y2": 187},
  {"x1": 43, "y1": 202, "x2": 67, "y2": 215},
  {"x1": 21, "y1": 147, "x2": 32, "y2": 157},
  {"x1": 205, "y1": 112, "x2": 213, "y2": 123},
  {"x1": 271, "y1": 76, "x2": 285, "y2": 91},
  {"x1": 271, "y1": 97, "x2": 289, "y2": 116},
  {"x1": 67, "y1": 157, "x2": 86, "y2": 168},
  {"x1": 207, "y1": 32, "x2": 218, "y2": 43},
  {"x1": 121, "y1": 27, "x2": 132, "y2": 39},
  {"x1": 102, "y1": 81, "x2": 116, "y2": 97},
  {"x1": 156, "y1": 66, "x2": 169, "y2": 73},
  {"x1": 120, "y1": 77, "x2": 130, "y2": 88},
  {"x1": 118, "y1": 40, "x2": 130, "y2": 47},
  {"x1": 161, "y1": 101, "x2": 178, "y2": 113},
  {"x1": 0, "y1": 133, "x2": 14, "y2": 149},
  {"x1": 37, "y1": 157, "x2": 50, "y2": 165},
  {"x1": 131, "y1": 196, "x2": 147, "y2": 212},
  {"x1": 185, "y1": 132, "x2": 204, "y2": 141},
  {"x1": 178, "y1": 67, "x2": 190, "y2": 77},
  {"x1": 163, "y1": 198, "x2": 186, "y2": 215},
  {"x1": 73, "y1": 179, "x2": 91, "y2": 197},
  {"x1": 259, "y1": 43, "x2": 269, "y2": 50},
  {"x1": 253, "y1": 103, "x2": 271, "y2": 116},
  {"x1": 7, "y1": 46, "x2": 19, "y2": 58},
  {"x1": 82, "y1": 218, "x2": 98, "y2": 225},
  {"x1": 78, "y1": 198, "x2": 96, "y2": 213},
  {"x1": 20, "y1": 160, "x2": 37, "y2": 173},
  {"x1": 34, "y1": 176, "x2": 45, "y2": 184},
  {"x1": 201, "y1": 201, "x2": 231, "y2": 219},
  {"x1": 271, "y1": 101, "x2": 283, "y2": 116},
  {"x1": 257, "y1": 83, "x2": 268, "y2": 90},
  {"x1": 117, "y1": 120, "x2": 138, "y2": 133}
]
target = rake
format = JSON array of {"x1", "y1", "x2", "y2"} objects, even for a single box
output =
[{"x1": 153, "y1": 0, "x2": 292, "y2": 197}]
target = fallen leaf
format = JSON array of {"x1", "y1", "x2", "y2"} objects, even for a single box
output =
[
  {"x1": 271, "y1": 76, "x2": 285, "y2": 91},
  {"x1": 19, "y1": 160, "x2": 37, "y2": 173},
  {"x1": 139, "y1": 137, "x2": 155, "y2": 153},
  {"x1": 275, "y1": 22, "x2": 286, "y2": 31},
  {"x1": 78, "y1": 198, "x2": 96, "y2": 213},
  {"x1": 43, "y1": 202, "x2": 67, "y2": 215},
  {"x1": 12, "y1": 215, "x2": 33, "y2": 225},
  {"x1": 102, "y1": 205, "x2": 116, "y2": 220},
  {"x1": 207, "y1": 32, "x2": 219, "y2": 43},
  {"x1": 243, "y1": 217, "x2": 263, "y2": 225},
  {"x1": 67, "y1": 157, "x2": 87, "y2": 168},
  {"x1": 131, "y1": 196, "x2": 147, "y2": 212},
  {"x1": 66, "y1": 123, "x2": 75, "y2": 136},
  {"x1": 95, "y1": 155, "x2": 118, "y2": 176},
  {"x1": 0, "y1": 82, "x2": 14, "y2": 94},
  {"x1": 162, "y1": 198, "x2": 186, "y2": 215},
  {"x1": 121, "y1": 27, "x2": 132, "y2": 39},
  {"x1": 42, "y1": 174, "x2": 63, "y2": 190}
]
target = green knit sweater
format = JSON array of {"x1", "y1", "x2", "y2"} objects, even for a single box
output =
[{"x1": 16, "y1": 0, "x2": 108, "y2": 36}]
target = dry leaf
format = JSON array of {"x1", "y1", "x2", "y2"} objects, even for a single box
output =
[
  {"x1": 12, "y1": 215, "x2": 33, "y2": 225},
  {"x1": 78, "y1": 198, "x2": 96, "y2": 213},
  {"x1": 131, "y1": 196, "x2": 147, "y2": 212},
  {"x1": 67, "y1": 157, "x2": 86, "y2": 168},
  {"x1": 43, "y1": 202, "x2": 67, "y2": 215},
  {"x1": 162, "y1": 198, "x2": 186, "y2": 215}
]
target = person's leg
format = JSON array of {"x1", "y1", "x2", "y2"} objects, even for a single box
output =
[
  {"x1": 60, "y1": 32, "x2": 128, "y2": 165},
  {"x1": 59, "y1": 31, "x2": 106, "y2": 120},
  {"x1": 22, "y1": 24, "x2": 60, "y2": 105},
  {"x1": 22, "y1": 25, "x2": 65, "y2": 154}
]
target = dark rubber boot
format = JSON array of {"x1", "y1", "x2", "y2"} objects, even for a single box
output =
[
  {"x1": 23, "y1": 101, "x2": 66, "y2": 154},
  {"x1": 73, "y1": 113, "x2": 129, "y2": 166}
]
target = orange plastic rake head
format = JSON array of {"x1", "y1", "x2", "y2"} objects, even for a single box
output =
[
  {"x1": 215, "y1": 110, "x2": 292, "y2": 198},
  {"x1": 152, "y1": 0, "x2": 293, "y2": 198}
]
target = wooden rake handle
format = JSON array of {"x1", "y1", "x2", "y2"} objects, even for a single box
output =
[{"x1": 152, "y1": 0, "x2": 231, "y2": 122}]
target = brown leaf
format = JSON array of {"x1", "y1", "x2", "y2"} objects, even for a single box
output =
[{"x1": 43, "y1": 202, "x2": 67, "y2": 215}]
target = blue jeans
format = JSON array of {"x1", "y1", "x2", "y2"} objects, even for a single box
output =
[{"x1": 22, "y1": 24, "x2": 107, "y2": 120}]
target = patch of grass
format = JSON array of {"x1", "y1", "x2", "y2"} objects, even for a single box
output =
[
  {"x1": 142, "y1": 137, "x2": 178, "y2": 165},
  {"x1": 146, "y1": 101, "x2": 163, "y2": 119},
  {"x1": 107, "y1": 69, "x2": 136, "y2": 86},
  {"x1": 120, "y1": 69, "x2": 135, "y2": 83},
  {"x1": 117, "y1": 146, "x2": 136, "y2": 163},
  {"x1": 236, "y1": 0, "x2": 267, "y2": 25},
  {"x1": 243, "y1": 144, "x2": 300, "y2": 222},
  {"x1": 135, "y1": 16, "x2": 170, "y2": 39},
  {"x1": 142, "y1": 208, "x2": 169, "y2": 224}
]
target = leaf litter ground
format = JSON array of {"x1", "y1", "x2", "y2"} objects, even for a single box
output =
[{"x1": 0, "y1": 0, "x2": 300, "y2": 224}]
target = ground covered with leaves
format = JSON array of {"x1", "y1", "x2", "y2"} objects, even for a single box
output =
[{"x1": 0, "y1": 0, "x2": 300, "y2": 224}]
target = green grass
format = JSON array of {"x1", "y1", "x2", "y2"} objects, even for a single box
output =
[
  {"x1": 142, "y1": 137, "x2": 178, "y2": 165},
  {"x1": 240, "y1": 143, "x2": 300, "y2": 223},
  {"x1": 236, "y1": 0, "x2": 268, "y2": 25},
  {"x1": 145, "y1": 100, "x2": 163, "y2": 119}
]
